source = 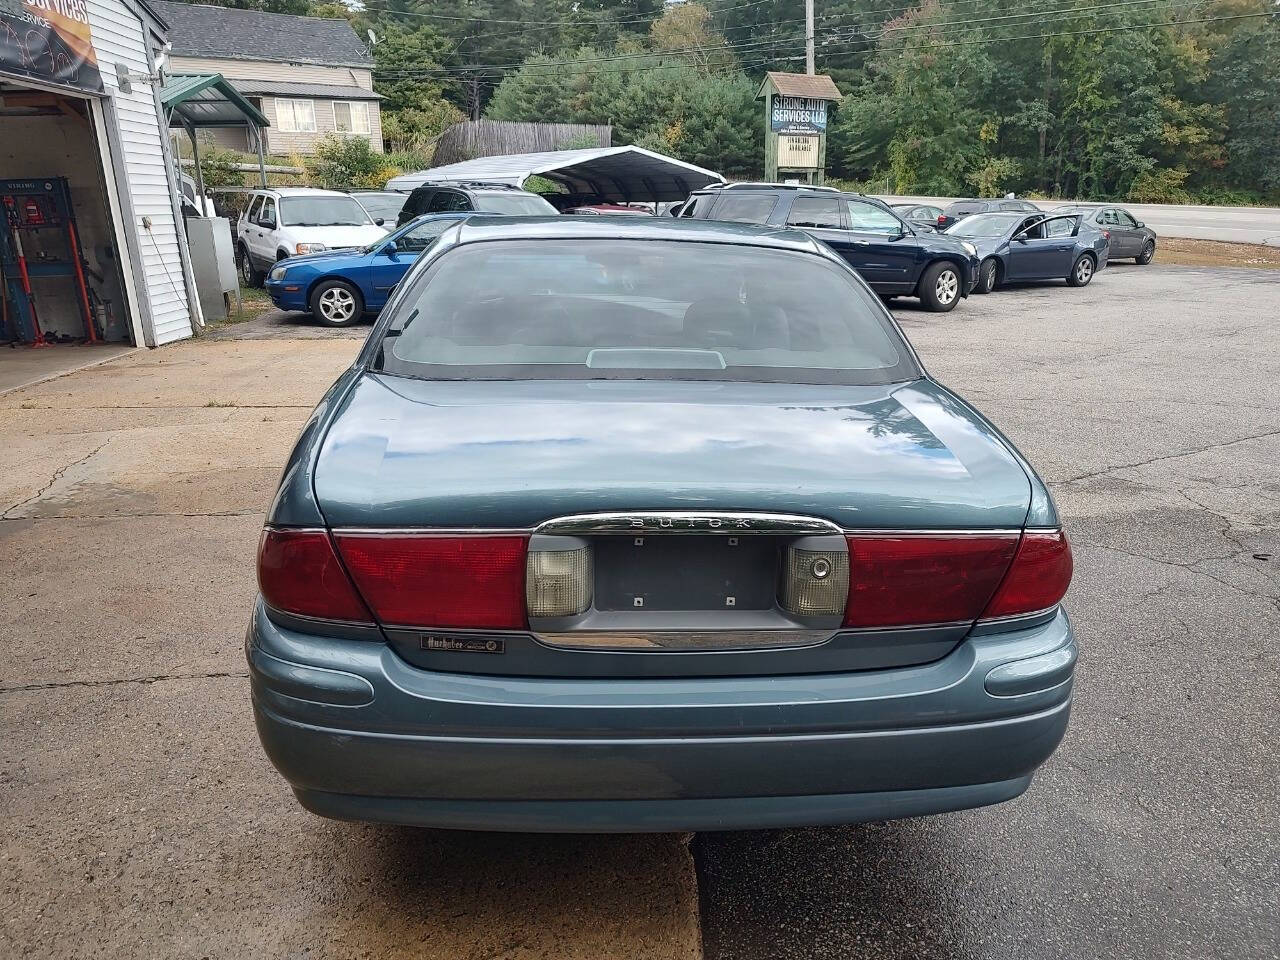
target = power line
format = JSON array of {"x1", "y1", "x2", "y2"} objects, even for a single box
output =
[
  {"x1": 370, "y1": 3, "x2": 1274, "y2": 83},
  {"x1": 846, "y1": 8, "x2": 1276, "y2": 49},
  {"x1": 360, "y1": 0, "x2": 777, "y2": 28},
  {"x1": 421, "y1": 52, "x2": 803, "y2": 87},
  {"x1": 373, "y1": 31, "x2": 808, "y2": 76},
  {"x1": 371, "y1": 0, "x2": 1213, "y2": 78}
]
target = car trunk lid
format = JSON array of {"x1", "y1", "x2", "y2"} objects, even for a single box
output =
[{"x1": 309, "y1": 374, "x2": 1035, "y2": 677}]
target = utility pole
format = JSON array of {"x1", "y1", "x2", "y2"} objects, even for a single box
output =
[{"x1": 805, "y1": 0, "x2": 815, "y2": 74}]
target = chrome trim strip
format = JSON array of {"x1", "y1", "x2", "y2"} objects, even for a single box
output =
[
  {"x1": 320, "y1": 524, "x2": 1048, "y2": 537},
  {"x1": 840, "y1": 618, "x2": 974, "y2": 633},
  {"x1": 842, "y1": 529, "x2": 1024, "y2": 537},
  {"x1": 261, "y1": 602, "x2": 375, "y2": 629},
  {"x1": 534, "y1": 512, "x2": 843, "y2": 536},
  {"x1": 328, "y1": 528, "x2": 535, "y2": 537},
  {"x1": 976, "y1": 604, "x2": 1062, "y2": 626},
  {"x1": 534, "y1": 629, "x2": 836, "y2": 651}
]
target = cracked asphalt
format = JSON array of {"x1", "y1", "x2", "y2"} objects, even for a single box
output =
[
  {"x1": 698, "y1": 264, "x2": 1280, "y2": 960},
  {"x1": 1, "y1": 263, "x2": 1277, "y2": 959},
  {"x1": 0, "y1": 340, "x2": 698, "y2": 959}
]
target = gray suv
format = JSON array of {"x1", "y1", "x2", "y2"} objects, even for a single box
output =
[{"x1": 395, "y1": 181, "x2": 558, "y2": 226}]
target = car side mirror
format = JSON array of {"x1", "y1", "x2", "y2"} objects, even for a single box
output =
[
  {"x1": 380, "y1": 241, "x2": 398, "y2": 258},
  {"x1": 375, "y1": 217, "x2": 385, "y2": 226},
  {"x1": 1136, "y1": 221, "x2": 1145, "y2": 228}
]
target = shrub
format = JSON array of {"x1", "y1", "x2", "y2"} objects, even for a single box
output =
[
  {"x1": 1127, "y1": 168, "x2": 1191, "y2": 205},
  {"x1": 310, "y1": 134, "x2": 395, "y2": 190}
]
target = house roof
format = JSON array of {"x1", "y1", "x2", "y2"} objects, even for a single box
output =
[
  {"x1": 757, "y1": 72, "x2": 842, "y2": 100},
  {"x1": 152, "y1": 1, "x2": 372, "y2": 68},
  {"x1": 231, "y1": 80, "x2": 382, "y2": 101},
  {"x1": 385, "y1": 146, "x2": 724, "y2": 203}
]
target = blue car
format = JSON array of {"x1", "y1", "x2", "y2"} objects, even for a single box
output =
[
  {"x1": 945, "y1": 211, "x2": 1109, "y2": 294},
  {"x1": 249, "y1": 216, "x2": 1076, "y2": 832},
  {"x1": 264, "y1": 213, "x2": 489, "y2": 325}
]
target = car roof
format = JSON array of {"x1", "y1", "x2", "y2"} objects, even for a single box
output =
[
  {"x1": 351, "y1": 190, "x2": 403, "y2": 197},
  {"x1": 260, "y1": 187, "x2": 354, "y2": 197},
  {"x1": 451, "y1": 215, "x2": 828, "y2": 253}
]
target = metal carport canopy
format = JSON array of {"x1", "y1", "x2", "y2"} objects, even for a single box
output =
[
  {"x1": 385, "y1": 146, "x2": 724, "y2": 202},
  {"x1": 160, "y1": 73, "x2": 271, "y2": 189}
]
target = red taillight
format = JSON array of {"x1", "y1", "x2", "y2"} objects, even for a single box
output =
[
  {"x1": 334, "y1": 534, "x2": 528, "y2": 630},
  {"x1": 1102, "y1": 230, "x2": 1111, "y2": 240},
  {"x1": 982, "y1": 530, "x2": 1073, "y2": 619},
  {"x1": 937, "y1": 214, "x2": 946, "y2": 224},
  {"x1": 843, "y1": 534, "x2": 1019, "y2": 628},
  {"x1": 257, "y1": 528, "x2": 373, "y2": 623}
]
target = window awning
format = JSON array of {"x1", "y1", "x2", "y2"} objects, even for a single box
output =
[
  {"x1": 385, "y1": 146, "x2": 724, "y2": 203},
  {"x1": 160, "y1": 73, "x2": 268, "y2": 129}
]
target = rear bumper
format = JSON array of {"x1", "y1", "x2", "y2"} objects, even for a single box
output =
[{"x1": 248, "y1": 601, "x2": 1075, "y2": 832}]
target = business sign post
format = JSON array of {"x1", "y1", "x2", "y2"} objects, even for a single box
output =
[
  {"x1": 1, "y1": 0, "x2": 103, "y2": 94},
  {"x1": 757, "y1": 73, "x2": 841, "y2": 185}
]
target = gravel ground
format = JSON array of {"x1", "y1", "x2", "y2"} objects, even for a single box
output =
[{"x1": 696, "y1": 263, "x2": 1280, "y2": 960}]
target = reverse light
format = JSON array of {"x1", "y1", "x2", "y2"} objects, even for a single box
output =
[
  {"x1": 295, "y1": 242, "x2": 327, "y2": 254},
  {"x1": 843, "y1": 534, "x2": 1020, "y2": 629},
  {"x1": 334, "y1": 534, "x2": 528, "y2": 630},
  {"x1": 981, "y1": 530, "x2": 1073, "y2": 619},
  {"x1": 257, "y1": 528, "x2": 372, "y2": 623},
  {"x1": 526, "y1": 542, "x2": 593, "y2": 618},
  {"x1": 781, "y1": 539, "x2": 850, "y2": 618}
]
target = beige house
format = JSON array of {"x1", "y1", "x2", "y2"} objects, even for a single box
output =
[{"x1": 154, "y1": 0, "x2": 383, "y2": 155}]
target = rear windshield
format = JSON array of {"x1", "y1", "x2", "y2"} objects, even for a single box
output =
[
  {"x1": 945, "y1": 201, "x2": 987, "y2": 216},
  {"x1": 373, "y1": 239, "x2": 918, "y2": 385},
  {"x1": 473, "y1": 193, "x2": 559, "y2": 216},
  {"x1": 945, "y1": 213, "x2": 1022, "y2": 237}
]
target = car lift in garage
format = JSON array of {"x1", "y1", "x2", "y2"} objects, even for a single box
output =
[{"x1": 1, "y1": 177, "x2": 100, "y2": 347}]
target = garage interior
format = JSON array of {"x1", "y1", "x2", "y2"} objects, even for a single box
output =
[{"x1": 0, "y1": 81, "x2": 135, "y2": 392}]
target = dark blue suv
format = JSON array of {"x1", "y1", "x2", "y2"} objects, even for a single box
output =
[{"x1": 680, "y1": 184, "x2": 980, "y2": 312}]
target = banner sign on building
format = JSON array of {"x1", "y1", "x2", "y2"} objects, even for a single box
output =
[
  {"x1": 769, "y1": 95, "x2": 828, "y2": 136},
  {"x1": 1, "y1": 0, "x2": 103, "y2": 93}
]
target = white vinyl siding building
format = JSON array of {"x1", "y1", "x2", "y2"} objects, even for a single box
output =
[
  {"x1": 87, "y1": 0, "x2": 199, "y2": 345},
  {"x1": 2, "y1": 0, "x2": 200, "y2": 349}
]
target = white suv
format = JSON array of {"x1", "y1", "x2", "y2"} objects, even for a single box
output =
[{"x1": 237, "y1": 187, "x2": 389, "y2": 286}]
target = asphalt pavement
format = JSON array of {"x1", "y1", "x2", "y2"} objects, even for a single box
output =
[
  {"x1": 697, "y1": 264, "x2": 1280, "y2": 960},
  {"x1": 0, "y1": 340, "x2": 699, "y2": 959},
  {"x1": 1, "y1": 264, "x2": 1276, "y2": 958}
]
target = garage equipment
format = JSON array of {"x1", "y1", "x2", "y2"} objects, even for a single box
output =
[{"x1": 1, "y1": 178, "x2": 99, "y2": 345}]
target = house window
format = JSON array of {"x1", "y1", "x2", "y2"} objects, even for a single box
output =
[
  {"x1": 276, "y1": 99, "x2": 316, "y2": 133},
  {"x1": 334, "y1": 100, "x2": 370, "y2": 135}
]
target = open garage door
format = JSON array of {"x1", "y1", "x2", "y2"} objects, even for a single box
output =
[{"x1": 0, "y1": 81, "x2": 139, "y2": 391}]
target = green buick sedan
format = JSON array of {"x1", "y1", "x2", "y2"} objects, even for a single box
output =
[{"x1": 248, "y1": 216, "x2": 1075, "y2": 832}]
